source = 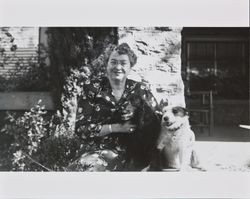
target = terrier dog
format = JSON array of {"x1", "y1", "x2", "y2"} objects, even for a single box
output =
[{"x1": 145, "y1": 106, "x2": 205, "y2": 171}]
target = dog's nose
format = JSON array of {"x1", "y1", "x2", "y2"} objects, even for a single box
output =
[{"x1": 163, "y1": 117, "x2": 169, "y2": 122}]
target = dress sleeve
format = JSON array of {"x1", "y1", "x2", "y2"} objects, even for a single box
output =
[{"x1": 75, "y1": 98, "x2": 102, "y2": 140}]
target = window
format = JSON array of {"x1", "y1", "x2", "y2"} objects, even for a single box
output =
[{"x1": 182, "y1": 28, "x2": 249, "y2": 99}]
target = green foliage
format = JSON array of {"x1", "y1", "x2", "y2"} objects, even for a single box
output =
[
  {"x1": 47, "y1": 27, "x2": 117, "y2": 73},
  {"x1": 47, "y1": 27, "x2": 117, "y2": 108},
  {"x1": 0, "y1": 27, "x2": 17, "y2": 53},
  {"x1": 1, "y1": 100, "x2": 83, "y2": 171},
  {"x1": 0, "y1": 61, "x2": 51, "y2": 91}
]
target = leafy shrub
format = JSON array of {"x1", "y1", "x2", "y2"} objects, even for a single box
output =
[
  {"x1": 1, "y1": 100, "x2": 84, "y2": 171},
  {"x1": 0, "y1": 63, "x2": 51, "y2": 92},
  {"x1": 0, "y1": 27, "x2": 118, "y2": 171}
]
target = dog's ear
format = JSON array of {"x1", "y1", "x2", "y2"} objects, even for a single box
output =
[
  {"x1": 181, "y1": 107, "x2": 189, "y2": 116},
  {"x1": 155, "y1": 110, "x2": 163, "y2": 121},
  {"x1": 183, "y1": 107, "x2": 189, "y2": 116},
  {"x1": 159, "y1": 98, "x2": 168, "y2": 109}
]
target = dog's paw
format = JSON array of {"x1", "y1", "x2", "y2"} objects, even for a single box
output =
[
  {"x1": 194, "y1": 165, "x2": 207, "y2": 172},
  {"x1": 179, "y1": 165, "x2": 193, "y2": 172},
  {"x1": 161, "y1": 168, "x2": 180, "y2": 172}
]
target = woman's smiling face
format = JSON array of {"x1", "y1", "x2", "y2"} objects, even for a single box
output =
[{"x1": 106, "y1": 51, "x2": 131, "y2": 82}]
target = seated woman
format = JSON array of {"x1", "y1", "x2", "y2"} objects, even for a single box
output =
[{"x1": 67, "y1": 43, "x2": 161, "y2": 171}]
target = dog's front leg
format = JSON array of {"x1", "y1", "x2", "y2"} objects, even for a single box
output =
[{"x1": 179, "y1": 147, "x2": 192, "y2": 171}]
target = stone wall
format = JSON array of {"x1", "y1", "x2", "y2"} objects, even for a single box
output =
[{"x1": 118, "y1": 27, "x2": 185, "y2": 107}]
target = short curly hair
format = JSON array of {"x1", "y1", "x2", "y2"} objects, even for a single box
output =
[{"x1": 104, "y1": 43, "x2": 137, "y2": 67}]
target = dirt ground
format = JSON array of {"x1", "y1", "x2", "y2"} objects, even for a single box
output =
[
  {"x1": 194, "y1": 141, "x2": 250, "y2": 171},
  {"x1": 192, "y1": 125, "x2": 250, "y2": 172}
]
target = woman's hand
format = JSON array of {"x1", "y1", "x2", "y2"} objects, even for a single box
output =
[
  {"x1": 98, "y1": 122, "x2": 136, "y2": 137},
  {"x1": 112, "y1": 122, "x2": 137, "y2": 134}
]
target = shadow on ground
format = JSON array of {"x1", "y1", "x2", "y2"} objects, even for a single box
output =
[{"x1": 193, "y1": 125, "x2": 250, "y2": 142}]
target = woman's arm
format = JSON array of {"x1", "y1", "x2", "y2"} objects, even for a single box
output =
[
  {"x1": 98, "y1": 122, "x2": 137, "y2": 137},
  {"x1": 76, "y1": 98, "x2": 137, "y2": 139}
]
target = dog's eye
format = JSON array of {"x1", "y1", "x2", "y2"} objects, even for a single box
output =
[{"x1": 172, "y1": 109, "x2": 178, "y2": 114}]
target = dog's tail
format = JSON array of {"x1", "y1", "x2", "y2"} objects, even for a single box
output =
[
  {"x1": 191, "y1": 150, "x2": 206, "y2": 171},
  {"x1": 141, "y1": 165, "x2": 151, "y2": 171}
]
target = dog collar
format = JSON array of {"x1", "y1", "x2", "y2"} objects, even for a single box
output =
[{"x1": 166, "y1": 124, "x2": 183, "y2": 132}]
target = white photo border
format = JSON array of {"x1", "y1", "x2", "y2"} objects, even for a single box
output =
[
  {"x1": 0, "y1": 0, "x2": 249, "y2": 26},
  {"x1": 0, "y1": 0, "x2": 249, "y2": 198}
]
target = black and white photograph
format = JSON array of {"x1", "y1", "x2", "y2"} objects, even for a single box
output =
[
  {"x1": 0, "y1": 27, "x2": 249, "y2": 172},
  {"x1": 0, "y1": 0, "x2": 249, "y2": 198}
]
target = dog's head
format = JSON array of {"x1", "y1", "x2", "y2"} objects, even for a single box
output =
[{"x1": 161, "y1": 106, "x2": 189, "y2": 131}]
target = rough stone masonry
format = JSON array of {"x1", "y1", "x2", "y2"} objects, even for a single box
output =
[{"x1": 118, "y1": 27, "x2": 185, "y2": 107}]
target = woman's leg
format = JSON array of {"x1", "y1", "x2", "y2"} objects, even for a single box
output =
[{"x1": 67, "y1": 149, "x2": 124, "y2": 171}]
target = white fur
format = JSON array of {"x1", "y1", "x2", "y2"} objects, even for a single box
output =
[{"x1": 156, "y1": 106, "x2": 203, "y2": 171}]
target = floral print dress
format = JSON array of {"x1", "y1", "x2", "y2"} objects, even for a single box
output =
[{"x1": 68, "y1": 77, "x2": 160, "y2": 171}]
